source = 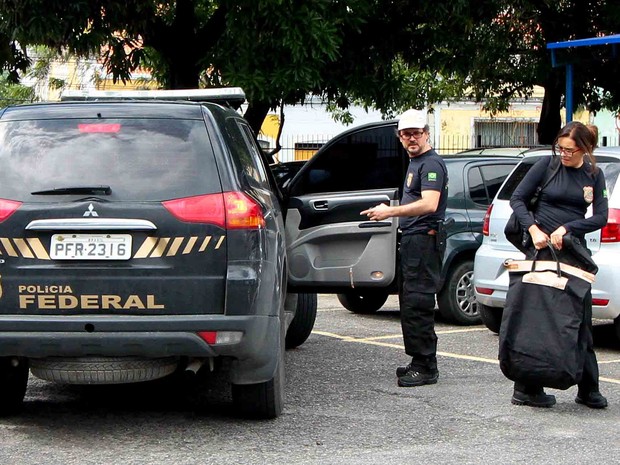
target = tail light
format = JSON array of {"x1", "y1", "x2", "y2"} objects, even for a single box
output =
[
  {"x1": 163, "y1": 192, "x2": 265, "y2": 229},
  {"x1": 601, "y1": 208, "x2": 620, "y2": 243},
  {"x1": 0, "y1": 199, "x2": 22, "y2": 222},
  {"x1": 475, "y1": 287, "x2": 494, "y2": 295},
  {"x1": 482, "y1": 204, "x2": 493, "y2": 236}
]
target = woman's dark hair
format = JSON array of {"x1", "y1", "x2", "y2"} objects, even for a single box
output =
[{"x1": 552, "y1": 121, "x2": 599, "y2": 173}]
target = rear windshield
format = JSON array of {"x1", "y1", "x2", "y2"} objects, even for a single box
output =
[
  {"x1": 497, "y1": 155, "x2": 620, "y2": 201},
  {"x1": 0, "y1": 118, "x2": 221, "y2": 201}
]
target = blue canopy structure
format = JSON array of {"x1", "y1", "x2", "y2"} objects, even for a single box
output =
[{"x1": 547, "y1": 34, "x2": 620, "y2": 122}]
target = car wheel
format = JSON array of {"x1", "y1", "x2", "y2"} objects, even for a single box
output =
[
  {"x1": 0, "y1": 357, "x2": 29, "y2": 416},
  {"x1": 285, "y1": 293, "x2": 318, "y2": 349},
  {"x1": 337, "y1": 290, "x2": 389, "y2": 314},
  {"x1": 479, "y1": 304, "x2": 503, "y2": 334},
  {"x1": 614, "y1": 316, "x2": 620, "y2": 342},
  {"x1": 232, "y1": 336, "x2": 284, "y2": 419},
  {"x1": 437, "y1": 260, "x2": 481, "y2": 325}
]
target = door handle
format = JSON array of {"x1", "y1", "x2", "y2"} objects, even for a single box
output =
[{"x1": 312, "y1": 200, "x2": 329, "y2": 211}]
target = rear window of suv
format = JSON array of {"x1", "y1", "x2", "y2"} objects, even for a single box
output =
[
  {"x1": 497, "y1": 155, "x2": 620, "y2": 201},
  {"x1": 0, "y1": 118, "x2": 221, "y2": 201}
]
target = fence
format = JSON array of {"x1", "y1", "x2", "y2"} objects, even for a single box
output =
[{"x1": 268, "y1": 131, "x2": 620, "y2": 162}]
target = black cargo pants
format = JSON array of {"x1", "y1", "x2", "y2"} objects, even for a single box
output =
[{"x1": 398, "y1": 232, "x2": 445, "y2": 373}]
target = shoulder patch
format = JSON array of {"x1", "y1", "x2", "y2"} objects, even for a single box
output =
[{"x1": 428, "y1": 172, "x2": 437, "y2": 181}]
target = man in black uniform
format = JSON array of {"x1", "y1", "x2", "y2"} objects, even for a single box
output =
[{"x1": 361, "y1": 109, "x2": 448, "y2": 387}]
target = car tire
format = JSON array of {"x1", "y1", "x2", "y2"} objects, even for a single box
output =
[
  {"x1": 337, "y1": 290, "x2": 389, "y2": 314},
  {"x1": 0, "y1": 357, "x2": 29, "y2": 416},
  {"x1": 437, "y1": 260, "x2": 481, "y2": 325},
  {"x1": 232, "y1": 337, "x2": 284, "y2": 419},
  {"x1": 614, "y1": 316, "x2": 620, "y2": 342},
  {"x1": 29, "y1": 357, "x2": 178, "y2": 384},
  {"x1": 285, "y1": 293, "x2": 318, "y2": 349},
  {"x1": 479, "y1": 304, "x2": 503, "y2": 334}
]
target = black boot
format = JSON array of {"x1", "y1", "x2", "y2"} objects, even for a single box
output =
[
  {"x1": 576, "y1": 390, "x2": 608, "y2": 409},
  {"x1": 511, "y1": 386, "x2": 556, "y2": 408}
]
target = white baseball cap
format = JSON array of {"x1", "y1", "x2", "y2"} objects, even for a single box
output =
[{"x1": 397, "y1": 109, "x2": 428, "y2": 131}]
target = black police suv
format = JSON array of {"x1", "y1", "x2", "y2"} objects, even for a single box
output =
[{"x1": 0, "y1": 89, "x2": 317, "y2": 419}]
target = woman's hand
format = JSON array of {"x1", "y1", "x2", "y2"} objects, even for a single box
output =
[
  {"x1": 528, "y1": 224, "x2": 550, "y2": 250},
  {"x1": 550, "y1": 226, "x2": 567, "y2": 250}
]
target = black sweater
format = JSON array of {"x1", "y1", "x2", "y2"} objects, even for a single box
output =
[{"x1": 510, "y1": 156, "x2": 608, "y2": 238}]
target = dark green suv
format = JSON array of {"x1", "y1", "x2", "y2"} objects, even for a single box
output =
[{"x1": 279, "y1": 121, "x2": 523, "y2": 324}]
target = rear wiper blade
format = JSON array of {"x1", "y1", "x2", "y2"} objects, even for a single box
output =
[{"x1": 31, "y1": 185, "x2": 112, "y2": 195}]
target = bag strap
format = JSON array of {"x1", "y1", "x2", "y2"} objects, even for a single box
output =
[
  {"x1": 530, "y1": 245, "x2": 561, "y2": 276},
  {"x1": 504, "y1": 258, "x2": 595, "y2": 284},
  {"x1": 536, "y1": 156, "x2": 562, "y2": 193}
]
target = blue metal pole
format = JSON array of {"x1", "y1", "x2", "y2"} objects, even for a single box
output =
[{"x1": 566, "y1": 64, "x2": 574, "y2": 122}]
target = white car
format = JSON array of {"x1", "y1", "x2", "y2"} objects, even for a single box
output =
[{"x1": 473, "y1": 146, "x2": 620, "y2": 339}]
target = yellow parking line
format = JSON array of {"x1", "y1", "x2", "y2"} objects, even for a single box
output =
[{"x1": 311, "y1": 330, "x2": 620, "y2": 384}]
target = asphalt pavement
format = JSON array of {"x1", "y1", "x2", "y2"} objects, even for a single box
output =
[{"x1": 1, "y1": 294, "x2": 620, "y2": 465}]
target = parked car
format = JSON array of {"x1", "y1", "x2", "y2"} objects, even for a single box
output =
[
  {"x1": 474, "y1": 147, "x2": 620, "y2": 338},
  {"x1": 279, "y1": 120, "x2": 524, "y2": 325},
  {"x1": 0, "y1": 88, "x2": 319, "y2": 419}
]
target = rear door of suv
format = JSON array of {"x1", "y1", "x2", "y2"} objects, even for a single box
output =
[
  {"x1": 284, "y1": 122, "x2": 403, "y2": 292},
  {"x1": 0, "y1": 103, "x2": 229, "y2": 317}
]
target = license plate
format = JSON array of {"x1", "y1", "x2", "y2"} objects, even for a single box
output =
[{"x1": 50, "y1": 234, "x2": 132, "y2": 260}]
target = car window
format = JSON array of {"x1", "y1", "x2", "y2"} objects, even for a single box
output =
[
  {"x1": 289, "y1": 125, "x2": 405, "y2": 196},
  {"x1": 468, "y1": 163, "x2": 519, "y2": 206},
  {"x1": 226, "y1": 119, "x2": 270, "y2": 187},
  {"x1": 496, "y1": 158, "x2": 542, "y2": 200},
  {"x1": 0, "y1": 118, "x2": 220, "y2": 201},
  {"x1": 497, "y1": 156, "x2": 620, "y2": 201}
]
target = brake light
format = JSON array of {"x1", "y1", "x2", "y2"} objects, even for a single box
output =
[
  {"x1": 601, "y1": 208, "x2": 620, "y2": 243},
  {"x1": 482, "y1": 204, "x2": 493, "y2": 236},
  {"x1": 592, "y1": 298, "x2": 609, "y2": 306},
  {"x1": 475, "y1": 287, "x2": 494, "y2": 295},
  {"x1": 223, "y1": 191, "x2": 265, "y2": 229},
  {"x1": 0, "y1": 199, "x2": 21, "y2": 222},
  {"x1": 163, "y1": 194, "x2": 225, "y2": 226},
  {"x1": 78, "y1": 123, "x2": 121, "y2": 133},
  {"x1": 162, "y1": 192, "x2": 265, "y2": 229}
]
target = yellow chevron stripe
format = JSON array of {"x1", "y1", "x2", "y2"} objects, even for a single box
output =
[
  {"x1": 150, "y1": 238, "x2": 170, "y2": 258},
  {"x1": 215, "y1": 236, "x2": 225, "y2": 249},
  {"x1": 133, "y1": 237, "x2": 158, "y2": 258},
  {"x1": 0, "y1": 238, "x2": 17, "y2": 257},
  {"x1": 199, "y1": 236, "x2": 212, "y2": 252},
  {"x1": 183, "y1": 237, "x2": 198, "y2": 254},
  {"x1": 13, "y1": 238, "x2": 34, "y2": 258},
  {"x1": 27, "y1": 238, "x2": 50, "y2": 260},
  {"x1": 166, "y1": 237, "x2": 184, "y2": 257}
]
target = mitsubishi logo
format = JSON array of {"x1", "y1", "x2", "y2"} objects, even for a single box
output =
[{"x1": 83, "y1": 204, "x2": 99, "y2": 217}]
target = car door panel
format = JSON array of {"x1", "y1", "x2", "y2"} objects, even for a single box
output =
[{"x1": 286, "y1": 189, "x2": 398, "y2": 289}]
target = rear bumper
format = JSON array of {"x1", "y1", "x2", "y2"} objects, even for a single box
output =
[{"x1": 0, "y1": 314, "x2": 282, "y2": 384}]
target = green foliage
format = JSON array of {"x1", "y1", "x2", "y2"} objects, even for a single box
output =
[
  {"x1": 0, "y1": 0, "x2": 619, "y2": 133},
  {"x1": 0, "y1": 74, "x2": 35, "y2": 105}
]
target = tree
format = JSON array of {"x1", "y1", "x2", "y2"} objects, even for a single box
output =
[
  {"x1": 0, "y1": 73, "x2": 35, "y2": 105},
  {"x1": 0, "y1": 0, "x2": 373, "y2": 132},
  {"x1": 1, "y1": 1, "x2": 620, "y2": 143}
]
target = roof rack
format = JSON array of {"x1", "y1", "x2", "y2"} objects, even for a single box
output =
[{"x1": 59, "y1": 87, "x2": 246, "y2": 109}]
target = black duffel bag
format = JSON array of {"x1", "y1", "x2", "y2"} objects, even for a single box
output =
[{"x1": 498, "y1": 246, "x2": 595, "y2": 390}]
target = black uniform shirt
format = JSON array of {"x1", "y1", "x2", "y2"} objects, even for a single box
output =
[
  {"x1": 399, "y1": 149, "x2": 448, "y2": 234},
  {"x1": 510, "y1": 156, "x2": 608, "y2": 237}
]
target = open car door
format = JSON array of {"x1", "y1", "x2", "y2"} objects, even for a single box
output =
[
  {"x1": 285, "y1": 188, "x2": 399, "y2": 290},
  {"x1": 283, "y1": 122, "x2": 405, "y2": 293}
]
